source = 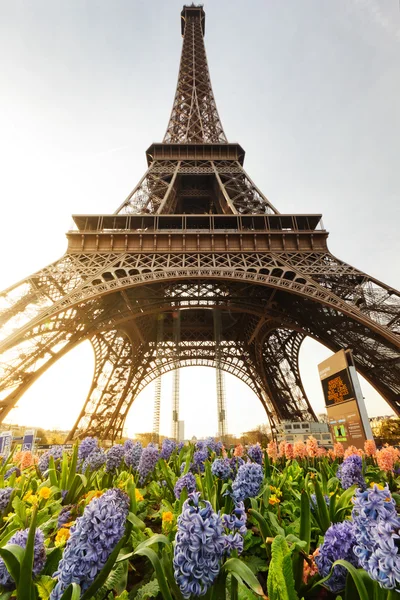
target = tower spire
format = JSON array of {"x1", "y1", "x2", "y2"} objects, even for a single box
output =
[{"x1": 163, "y1": 5, "x2": 227, "y2": 144}]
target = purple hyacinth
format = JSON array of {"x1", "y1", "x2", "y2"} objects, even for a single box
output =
[
  {"x1": 4, "y1": 466, "x2": 20, "y2": 480},
  {"x1": 0, "y1": 528, "x2": 46, "y2": 587},
  {"x1": 0, "y1": 488, "x2": 13, "y2": 512},
  {"x1": 123, "y1": 439, "x2": 135, "y2": 452},
  {"x1": 336, "y1": 454, "x2": 365, "y2": 490},
  {"x1": 82, "y1": 447, "x2": 106, "y2": 472},
  {"x1": 177, "y1": 442, "x2": 185, "y2": 452},
  {"x1": 160, "y1": 439, "x2": 177, "y2": 461},
  {"x1": 174, "y1": 472, "x2": 197, "y2": 499},
  {"x1": 223, "y1": 502, "x2": 247, "y2": 555},
  {"x1": 232, "y1": 462, "x2": 264, "y2": 502},
  {"x1": 138, "y1": 443, "x2": 159, "y2": 484},
  {"x1": 211, "y1": 458, "x2": 232, "y2": 481},
  {"x1": 105, "y1": 445, "x2": 124, "y2": 473},
  {"x1": 50, "y1": 489, "x2": 129, "y2": 600},
  {"x1": 78, "y1": 437, "x2": 98, "y2": 461},
  {"x1": 173, "y1": 492, "x2": 226, "y2": 598},
  {"x1": 352, "y1": 484, "x2": 400, "y2": 590},
  {"x1": 247, "y1": 443, "x2": 263, "y2": 465},
  {"x1": 315, "y1": 521, "x2": 359, "y2": 593},
  {"x1": 38, "y1": 445, "x2": 64, "y2": 474},
  {"x1": 124, "y1": 441, "x2": 142, "y2": 470}
]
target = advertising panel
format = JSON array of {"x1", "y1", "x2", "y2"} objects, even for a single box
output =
[
  {"x1": 0, "y1": 432, "x2": 12, "y2": 459},
  {"x1": 318, "y1": 350, "x2": 371, "y2": 450},
  {"x1": 22, "y1": 429, "x2": 36, "y2": 452}
]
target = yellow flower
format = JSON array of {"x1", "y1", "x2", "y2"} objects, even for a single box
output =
[
  {"x1": 26, "y1": 494, "x2": 39, "y2": 505},
  {"x1": 135, "y1": 489, "x2": 144, "y2": 502},
  {"x1": 23, "y1": 490, "x2": 32, "y2": 501},
  {"x1": 370, "y1": 482, "x2": 384, "y2": 490},
  {"x1": 270, "y1": 486, "x2": 282, "y2": 498},
  {"x1": 162, "y1": 511, "x2": 174, "y2": 523},
  {"x1": 83, "y1": 490, "x2": 103, "y2": 503},
  {"x1": 269, "y1": 495, "x2": 280, "y2": 506},
  {"x1": 38, "y1": 487, "x2": 51, "y2": 499},
  {"x1": 63, "y1": 521, "x2": 76, "y2": 529},
  {"x1": 55, "y1": 528, "x2": 70, "y2": 547}
]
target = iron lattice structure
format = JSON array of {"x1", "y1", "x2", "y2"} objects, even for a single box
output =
[{"x1": 0, "y1": 5, "x2": 399, "y2": 442}]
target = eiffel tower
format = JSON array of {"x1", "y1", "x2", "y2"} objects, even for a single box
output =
[{"x1": 0, "y1": 5, "x2": 399, "y2": 442}]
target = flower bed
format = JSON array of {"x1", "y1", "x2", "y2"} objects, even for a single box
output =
[{"x1": 0, "y1": 436, "x2": 399, "y2": 599}]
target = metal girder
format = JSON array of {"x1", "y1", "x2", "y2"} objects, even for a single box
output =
[{"x1": 163, "y1": 7, "x2": 227, "y2": 144}]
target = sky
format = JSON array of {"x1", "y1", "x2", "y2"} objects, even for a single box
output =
[{"x1": 0, "y1": 0, "x2": 399, "y2": 438}]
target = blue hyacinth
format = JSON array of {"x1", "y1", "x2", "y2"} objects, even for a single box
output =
[
  {"x1": 211, "y1": 458, "x2": 232, "y2": 481},
  {"x1": 160, "y1": 439, "x2": 177, "y2": 461},
  {"x1": 38, "y1": 445, "x2": 64, "y2": 474},
  {"x1": 247, "y1": 443, "x2": 263, "y2": 465},
  {"x1": 4, "y1": 466, "x2": 20, "y2": 480},
  {"x1": 124, "y1": 441, "x2": 142, "y2": 470},
  {"x1": 50, "y1": 488, "x2": 129, "y2": 599},
  {"x1": 0, "y1": 487, "x2": 13, "y2": 512},
  {"x1": 336, "y1": 454, "x2": 366, "y2": 490},
  {"x1": 138, "y1": 443, "x2": 159, "y2": 484},
  {"x1": 78, "y1": 437, "x2": 98, "y2": 461},
  {"x1": 229, "y1": 456, "x2": 244, "y2": 477},
  {"x1": 232, "y1": 462, "x2": 264, "y2": 502},
  {"x1": 352, "y1": 484, "x2": 400, "y2": 590},
  {"x1": 0, "y1": 528, "x2": 46, "y2": 587},
  {"x1": 82, "y1": 447, "x2": 106, "y2": 472},
  {"x1": 223, "y1": 501, "x2": 247, "y2": 555},
  {"x1": 105, "y1": 444, "x2": 125, "y2": 473},
  {"x1": 57, "y1": 505, "x2": 76, "y2": 529},
  {"x1": 174, "y1": 472, "x2": 197, "y2": 499},
  {"x1": 193, "y1": 448, "x2": 208, "y2": 472},
  {"x1": 173, "y1": 492, "x2": 226, "y2": 598},
  {"x1": 310, "y1": 493, "x2": 330, "y2": 512},
  {"x1": 315, "y1": 520, "x2": 359, "y2": 593}
]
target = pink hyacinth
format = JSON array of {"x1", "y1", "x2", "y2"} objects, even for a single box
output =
[
  {"x1": 376, "y1": 447, "x2": 395, "y2": 472},
  {"x1": 285, "y1": 443, "x2": 294, "y2": 459},
  {"x1": 306, "y1": 436, "x2": 319, "y2": 458},
  {"x1": 279, "y1": 441, "x2": 286, "y2": 458},
  {"x1": 267, "y1": 440, "x2": 278, "y2": 461},
  {"x1": 364, "y1": 439, "x2": 376, "y2": 457},
  {"x1": 293, "y1": 440, "x2": 306, "y2": 459},
  {"x1": 333, "y1": 442, "x2": 345, "y2": 458},
  {"x1": 13, "y1": 450, "x2": 37, "y2": 470},
  {"x1": 317, "y1": 447, "x2": 327, "y2": 457},
  {"x1": 344, "y1": 445, "x2": 363, "y2": 459},
  {"x1": 234, "y1": 444, "x2": 244, "y2": 457},
  {"x1": 328, "y1": 449, "x2": 336, "y2": 461}
]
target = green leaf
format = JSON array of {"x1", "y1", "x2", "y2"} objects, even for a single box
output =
[
  {"x1": 117, "y1": 533, "x2": 170, "y2": 563},
  {"x1": 267, "y1": 512, "x2": 285, "y2": 537},
  {"x1": 248, "y1": 509, "x2": 272, "y2": 544},
  {"x1": 0, "y1": 544, "x2": 24, "y2": 586},
  {"x1": 293, "y1": 490, "x2": 311, "y2": 591},
  {"x1": 35, "y1": 575, "x2": 56, "y2": 600},
  {"x1": 134, "y1": 547, "x2": 173, "y2": 600},
  {"x1": 332, "y1": 560, "x2": 369, "y2": 600},
  {"x1": 59, "y1": 583, "x2": 81, "y2": 600},
  {"x1": 312, "y1": 479, "x2": 330, "y2": 533},
  {"x1": 223, "y1": 558, "x2": 266, "y2": 598},
  {"x1": 135, "y1": 579, "x2": 160, "y2": 600},
  {"x1": 267, "y1": 536, "x2": 298, "y2": 600},
  {"x1": 43, "y1": 546, "x2": 63, "y2": 576},
  {"x1": 127, "y1": 512, "x2": 146, "y2": 531},
  {"x1": 18, "y1": 504, "x2": 38, "y2": 600}
]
